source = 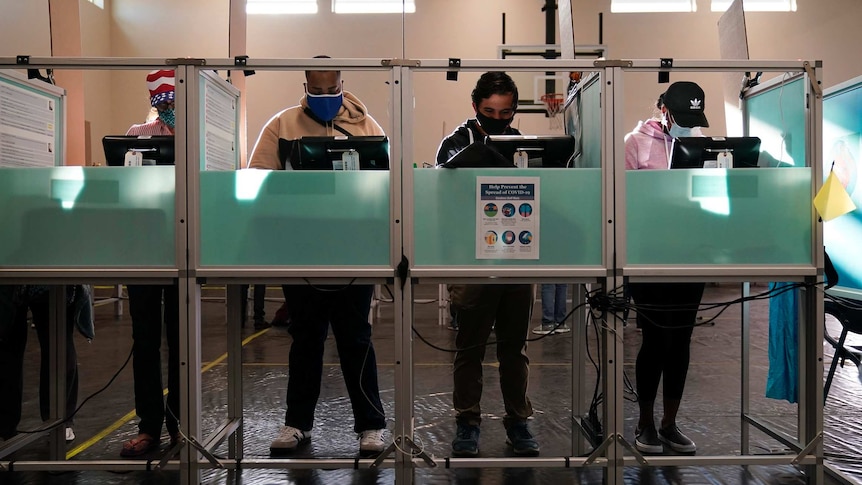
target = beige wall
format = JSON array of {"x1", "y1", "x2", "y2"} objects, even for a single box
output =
[
  {"x1": 3, "y1": 0, "x2": 862, "y2": 167},
  {"x1": 571, "y1": 0, "x2": 862, "y2": 139},
  {"x1": 0, "y1": 1, "x2": 51, "y2": 56},
  {"x1": 81, "y1": 0, "x2": 112, "y2": 165},
  {"x1": 246, "y1": 0, "x2": 555, "y2": 165},
  {"x1": 109, "y1": 0, "x2": 231, "y2": 137}
]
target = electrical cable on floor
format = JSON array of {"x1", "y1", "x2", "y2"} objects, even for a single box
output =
[
  {"x1": 579, "y1": 280, "x2": 828, "y2": 445},
  {"x1": 392, "y1": 433, "x2": 425, "y2": 457},
  {"x1": 16, "y1": 344, "x2": 134, "y2": 436}
]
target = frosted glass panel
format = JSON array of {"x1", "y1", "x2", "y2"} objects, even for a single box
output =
[
  {"x1": 200, "y1": 170, "x2": 391, "y2": 266},
  {"x1": 627, "y1": 168, "x2": 812, "y2": 265},
  {"x1": 0, "y1": 167, "x2": 175, "y2": 266},
  {"x1": 413, "y1": 168, "x2": 603, "y2": 266},
  {"x1": 746, "y1": 77, "x2": 805, "y2": 167},
  {"x1": 823, "y1": 81, "x2": 862, "y2": 295},
  {"x1": 577, "y1": 74, "x2": 602, "y2": 168}
]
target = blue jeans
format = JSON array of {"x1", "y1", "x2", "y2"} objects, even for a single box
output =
[
  {"x1": 282, "y1": 284, "x2": 385, "y2": 433},
  {"x1": 540, "y1": 284, "x2": 567, "y2": 324}
]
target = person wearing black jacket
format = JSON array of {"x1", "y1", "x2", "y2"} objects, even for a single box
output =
[
  {"x1": 435, "y1": 73, "x2": 522, "y2": 165},
  {"x1": 435, "y1": 72, "x2": 539, "y2": 458}
]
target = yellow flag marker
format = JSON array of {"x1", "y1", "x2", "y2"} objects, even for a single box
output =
[{"x1": 814, "y1": 170, "x2": 856, "y2": 222}]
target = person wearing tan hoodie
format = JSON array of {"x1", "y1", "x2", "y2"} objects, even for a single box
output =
[
  {"x1": 248, "y1": 60, "x2": 387, "y2": 458},
  {"x1": 248, "y1": 69, "x2": 384, "y2": 171}
]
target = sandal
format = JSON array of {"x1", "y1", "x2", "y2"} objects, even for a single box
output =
[{"x1": 120, "y1": 434, "x2": 161, "y2": 457}]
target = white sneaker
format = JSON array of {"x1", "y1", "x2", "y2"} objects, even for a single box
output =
[
  {"x1": 270, "y1": 425, "x2": 311, "y2": 453},
  {"x1": 358, "y1": 429, "x2": 386, "y2": 455},
  {"x1": 65, "y1": 427, "x2": 75, "y2": 442}
]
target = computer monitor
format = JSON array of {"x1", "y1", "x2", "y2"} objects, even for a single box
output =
[
  {"x1": 437, "y1": 142, "x2": 515, "y2": 169},
  {"x1": 102, "y1": 135, "x2": 175, "y2": 166},
  {"x1": 292, "y1": 136, "x2": 389, "y2": 170},
  {"x1": 669, "y1": 136, "x2": 762, "y2": 169},
  {"x1": 484, "y1": 135, "x2": 577, "y2": 168}
]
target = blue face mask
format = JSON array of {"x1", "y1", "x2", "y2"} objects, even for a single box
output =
[
  {"x1": 668, "y1": 123, "x2": 695, "y2": 139},
  {"x1": 158, "y1": 108, "x2": 175, "y2": 128},
  {"x1": 306, "y1": 92, "x2": 343, "y2": 122}
]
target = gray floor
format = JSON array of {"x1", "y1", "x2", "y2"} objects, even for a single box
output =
[{"x1": 1, "y1": 283, "x2": 861, "y2": 484}]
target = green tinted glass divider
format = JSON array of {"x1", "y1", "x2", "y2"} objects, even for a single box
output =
[
  {"x1": 626, "y1": 168, "x2": 812, "y2": 265},
  {"x1": 578, "y1": 74, "x2": 602, "y2": 168},
  {"x1": 746, "y1": 77, "x2": 805, "y2": 167},
  {"x1": 823, "y1": 81, "x2": 862, "y2": 294},
  {"x1": 200, "y1": 170, "x2": 391, "y2": 266},
  {"x1": 413, "y1": 168, "x2": 603, "y2": 266},
  {"x1": 0, "y1": 167, "x2": 175, "y2": 266}
]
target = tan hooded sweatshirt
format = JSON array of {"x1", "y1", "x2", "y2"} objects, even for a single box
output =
[{"x1": 247, "y1": 91, "x2": 384, "y2": 170}]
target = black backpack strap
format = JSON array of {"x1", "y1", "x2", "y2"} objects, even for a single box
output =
[{"x1": 332, "y1": 124, "x2": 352, "y2": 137}]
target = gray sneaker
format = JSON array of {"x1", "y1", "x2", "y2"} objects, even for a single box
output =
[
  {"x1": 532, "y1": 322, "x2": 556, "y2": 335},
  {"x1": 554, "y1": 322, "x2": 572, "y2": 334}
]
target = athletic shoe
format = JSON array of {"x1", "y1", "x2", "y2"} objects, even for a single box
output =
[
  {"x1": 532, "y1": 322, "x2": 556, "y2": 335},
  {"x1": 270, "y1": 425, "x2": 311, "y2": 454},
  {"x1": 505, "y1": 422, "x2": 540, "y2": 456},
  {"x1": 358, "y1": 428, "x2": 386, "y2": 456},
  {"x1": 451, "y1": 423, "x2": 480, "y2": 456}
]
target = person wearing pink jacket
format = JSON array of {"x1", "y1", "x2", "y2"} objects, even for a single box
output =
[{"x1": 624, "y1": 81, "x2": 708, "y2": 455}]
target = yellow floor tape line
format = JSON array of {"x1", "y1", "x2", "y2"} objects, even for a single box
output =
[{"x1": 66, "y1": 327, "x2": 271, "y2": 459}]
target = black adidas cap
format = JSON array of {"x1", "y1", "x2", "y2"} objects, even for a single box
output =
[{"x1": 662, "y1": 81, "x2": 709, "y2": 128}]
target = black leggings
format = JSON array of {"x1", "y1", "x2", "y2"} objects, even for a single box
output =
[{"x1": 630, "y1": 282, "x2": 705, "y2": 403}]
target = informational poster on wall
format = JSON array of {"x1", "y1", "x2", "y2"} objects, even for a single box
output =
[
  {"x1": 200, "y1": 70, "x2": 240, "y2": 171},
  {"x1": 476, "y1": 176, "x2": 540, "y2": 260},
  {"x1": 0, "y1": 72, "x2": 63, "y2": 168}
]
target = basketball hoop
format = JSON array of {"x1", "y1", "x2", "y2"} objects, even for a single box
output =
[{"x1": 540, "y1": 93, "x2": 565, "y2": 130}]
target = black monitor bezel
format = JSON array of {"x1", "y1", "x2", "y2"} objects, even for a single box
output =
[
  {"x1": 292, "y1": 135, "x2": 390, "y2": 171},
  {"x1": 484, "y1": 135, "x2": 577, "y2": 168},
  {"x1": 669, "y1": 136, "x2": 762, "y2": 169},
  {"x1": 102, "y1": 135, "x2": 175, "y2": 166}
]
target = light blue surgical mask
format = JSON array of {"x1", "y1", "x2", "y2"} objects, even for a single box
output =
[
  {"x1": 158, "y1": 108, "x2": 176, "y2": 128},
  {"x1": 306, "y1": 91, "x2": 343, "y2": 122},
  {"x1": 668, "y1": 123, "x2": 695, "y2": 139}
]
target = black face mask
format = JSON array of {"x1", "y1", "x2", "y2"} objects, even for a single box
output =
[{"x1": 475, "y1": 112, "x2": 515, "y2": 135}]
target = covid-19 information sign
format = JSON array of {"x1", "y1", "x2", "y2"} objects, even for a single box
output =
[{"x1": 476, "y1": 176, "x2": 540, "y2": 260}]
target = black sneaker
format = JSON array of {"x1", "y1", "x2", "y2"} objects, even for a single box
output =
[
  {"x1": 451, "y1": 423, "x2": 480, "y2": 456},
  {"x1": 634, "y1": 426, "x2": 663, "y2": 454},
  {"x1": 658, "y1": 425, "x2": 696, "y2": 453},
  {"x1": 505, "y1": 422, "x2": 540, "y2": 456}
]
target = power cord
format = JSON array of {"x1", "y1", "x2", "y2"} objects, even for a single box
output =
[{"x1": 16, "y1": 344, "x2": 134, "y2": 436}]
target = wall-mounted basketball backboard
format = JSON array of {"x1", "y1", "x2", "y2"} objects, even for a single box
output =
[{"x1": 498, "y1": 44, "x2": 607, "y2": 114}]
